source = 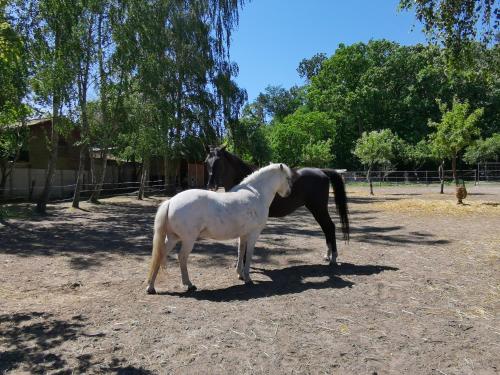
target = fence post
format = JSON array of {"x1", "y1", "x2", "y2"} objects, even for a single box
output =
[{"x1": 425, "y1": 170, "x2": 428, "y2": 185}]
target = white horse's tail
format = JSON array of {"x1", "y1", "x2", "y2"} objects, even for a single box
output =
[{"x1": 147, "y1": 200, "x2": 170, "y2": 283}]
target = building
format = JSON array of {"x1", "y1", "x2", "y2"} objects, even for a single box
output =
[{"x1": 2, "y1": 118, "x2": 206, "y2": 201}]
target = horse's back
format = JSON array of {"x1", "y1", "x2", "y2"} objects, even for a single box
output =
[
  {"x1": 268, "y1": 168, "x2": 330, "y2": 217},
  {"x1": 167, "y1": 188, "x2": 264, "y2": 240}
]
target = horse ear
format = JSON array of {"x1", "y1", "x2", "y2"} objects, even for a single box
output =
[
  {"x1": 280, "y1": 163, "x2": 283, "y2": 171},
  {"x1": 220, "y1": 144, "x2": 227, "y2": 151},
  {"x1": 205, "y1": 144, "x2": 211, "y2": 153}
]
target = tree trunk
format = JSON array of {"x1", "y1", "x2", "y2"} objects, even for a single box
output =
[
  {"x1": 164, "y1": 153, "x2": 169, "y2": 194},
  {"x1": 1, "y1": 119, "x2": 26, "y2": 201},
  {"x1": 36, "y1": 100, "x2": 60, "y2": 214},
  {"x1": 438, "y1": 160, "x2": 445, "y2": 194},
  {"x1": 89, "y1": 149, "x2": 108, "y2": 203},
  {"x1": 138, "y1": 158, "x2": 150, "y2": 200},
  {"x1": 72, "y1": 18, "x2": 94, "y2": 209},
  {"x1": 72, "y1": 144, "x2": 87, "y2": 208},
  {"x1": 451, "y1": 155, "x2": 458, "y2": 186},
  {"x1": 367, "y1": 166, "x2": 373, "y2": 195},
  {"x1": 89, "y1": 13, "x2": 111, "y2": 204},
  {"x1": 0, "y1": 162, "x2": 8, "y2": 201},
  {"x1": 72, "y1": 94, "x2": 89, "y2": 208}
]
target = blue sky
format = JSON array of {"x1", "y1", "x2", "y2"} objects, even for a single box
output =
[{"x1": 230, "y1": 0, "x2": 427, "y2": 102}]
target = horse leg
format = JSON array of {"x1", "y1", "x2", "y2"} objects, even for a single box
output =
[
  {"x1": 242, "y1": 231, "x2": 260, "y2": 284},
  {"x1": 305, "y1": 202, "x2": 338, "y2": 266},
  {"x1": 146, "y1": 233, "x2": 178, "y2": 294},
  {"x1": 178, "y1": 239, "x2": 196, "y2": 291},
  {"x1": 237, "y1": 236, "x2": 247, "y2": 280}
]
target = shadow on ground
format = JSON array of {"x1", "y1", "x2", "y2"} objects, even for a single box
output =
[
  {"x1": 0, "y1": 312, "x2": 152, "y2": 374},
  {"x1": 160, "y1": 262, "x2": 398, "y2": 302},
  {"x1": 0, "y1": 197, "x2": 451, "y2": 271}
]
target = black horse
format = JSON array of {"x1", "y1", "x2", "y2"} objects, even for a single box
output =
[{"x1": 205, "y1": 145, "x2": 350, "y2": 265}]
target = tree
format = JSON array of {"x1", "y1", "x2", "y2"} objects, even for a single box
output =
[
  {"x1": 12, "y1": 0, "x2": 81, "y2": 213},
  {"x1": 463, "y1": 133, "x2": 500, "y2": 164},
  {"x1": 405, "y1": 139, "x2": 434, "y2": 170},
  {"x1": 71, "y1": 1, "x2": 97, "y2": 208},
  {"x1": 429, "y1": 98, "x2": 483, "y2": 187},
  {"x1": 115, "y1": 0, "x2": 246, "y2": 195},
  {"x1": 353, "y1": 129, "x2": 402, "y2": 195},
  {"x1": 301, "y1": 138, "x2": 333, "y2": 168},
  {"x1": 252, "y1": 85, "x2": 306, "y2": 124},
  {"x1": 0, "y1": 0, "x2": 29, "y2": 197},
  {"x1": 307, "y1": 40, "x2": 498, "y2": 168},
  {"x1": 399, "y1": 0, "x2": 498, "y2": 59},
  {"x1": 297, "y1": 52, "x2": 327, "y2": 81},
  {"x1": 227, "y1": 115, "x2": 271, "y2": 165},
  {"x1": 117, "y1": 91, "x2": 164, "y2": 200},
  {"x1": 267, "y1": 109, "x2": 335, "y2": 167}
]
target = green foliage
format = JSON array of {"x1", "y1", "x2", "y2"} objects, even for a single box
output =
[
  {"x1": 297, "y1": 52, "x2": 327, "y2": 81},
  {"x1": 301, "y1": 138, "x2": 333, "y2": 168},
  {"x1": 251, "y1": 85, "x2": 306, "y2": 123},
  {"x1": 404, "y1": 139, "x2": 434, "y2": 169},
  {"x1": 116, "y1": 92, "x2": 164, "y2": 163},
  {"x1": 353, "y1": 129, "x2": 403, "y2": 169},
  {"x1": 307, "y1": 40, "x2": 498, "y2": 167},
  {"x1": 429, "y1": 99, "x2": 483, "y2": 160},
  {"x1": 399, "y1": 0, "x2": 498, "y2": 58},
  {"x1": 227, "y1": 116, "x2": 271, "y2": 165},
  {"x1": 463, "y1": 133, "x2": 500, "y2": 164},
  {"x1": 0, "y1": 0, "x2": 29, "y2": 126},
  {"x1": 267, "y1": 109, "x2": 335, "y2": 167}
]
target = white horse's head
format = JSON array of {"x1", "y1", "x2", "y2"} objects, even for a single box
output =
[
  {"x1": 275, "y1": 163, "x2": 294, "y2": 198},
  {"x1": 237, "y1": 162, "x2": 295, "y2": 197}
]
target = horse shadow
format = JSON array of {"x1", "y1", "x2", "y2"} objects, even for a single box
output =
[{"x1": 161, "y1": 262, "x2": 398, "y2": 302}]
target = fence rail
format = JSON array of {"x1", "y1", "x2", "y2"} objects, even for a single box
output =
[
  {"x1": 343, "y1": 169, "x2": 489, "y2": 184},
  {"x1": 2, "y1": 167, "x2": 500, "y2": 203},
  {"x1": 0, "y1": 179, "x2": 177, "y2": 203}
]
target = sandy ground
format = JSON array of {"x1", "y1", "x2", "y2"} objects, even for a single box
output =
[{"x1": 0, "y1": 183, "x2": 499, "y2": 374}]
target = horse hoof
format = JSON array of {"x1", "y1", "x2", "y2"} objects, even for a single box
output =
[
  {"x1": 146, "y1": 286, "x2": 156, "y2": 295},
  {"x1": 238, "y1": 274, "x2": 245, "y2": 281},
  {"x1": 329, "y1": 261, "x2": 338, "y2": 267},
  {"x1": 323, "y1": 255, "x2": 330, "y2": 262},
  {"x1": 244, "y1": 279, "x2": 253, "y2": 285},
  {"x1": 186, "y1": 285, "x2": 197, "y2": 292}
]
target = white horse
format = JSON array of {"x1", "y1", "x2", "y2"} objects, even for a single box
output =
[{"x1": 146, "y1": 163, "x2": 294, "y2": 294}]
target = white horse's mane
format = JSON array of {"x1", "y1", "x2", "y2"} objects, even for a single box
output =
[{"x1": 236, "y1": 163, "x2": 292, "y2": 188}]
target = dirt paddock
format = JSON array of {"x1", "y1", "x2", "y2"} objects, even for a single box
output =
[{"x1": 1, "y1": 184, "x2": 499, "y2": 374}]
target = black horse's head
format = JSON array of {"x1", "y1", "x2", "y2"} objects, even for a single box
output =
[{"x1": 205, "y1": 144, "x2": 227, "y2": 190}]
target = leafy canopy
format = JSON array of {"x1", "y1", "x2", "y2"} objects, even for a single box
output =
[
  {"x1": 353, "y1": 129, "x2": 403, "y2": 168},
  {"x1": 399, "y1": 0, "x2": 498, "y2": 58},
  {"x1": 267, "y1": 109, "x2": 335, "y2": 167},
  {"x1": 429, "y1": 98, "x2": 483, "y2": 159},
  {"x1": 463, "y1": 133, "x2": 500, "y2": 164}
]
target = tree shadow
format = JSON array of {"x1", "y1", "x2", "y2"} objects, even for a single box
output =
[
  {"x1": 386, "y1": 193, "x2": 423, "y2": 196},
  {"x1": 0, "y1": 202, "x2": 156, "y2": 267},
  {"x1": 0, "y1": 312, "x2": 89, "y2": 373},
  {"x1": 160, "y1": 262, "x2": 398, "y2": 302},
  {"x1": 0, "y1": 312, "x2": 153, "y2": 374},
  {"x1": 346, "y1": 196, "x2": 403, "y2": 204}
]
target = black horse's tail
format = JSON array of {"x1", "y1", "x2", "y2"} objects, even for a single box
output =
[{"x1": 322, "y1": 169, "x2": 350, "y2": 242}]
